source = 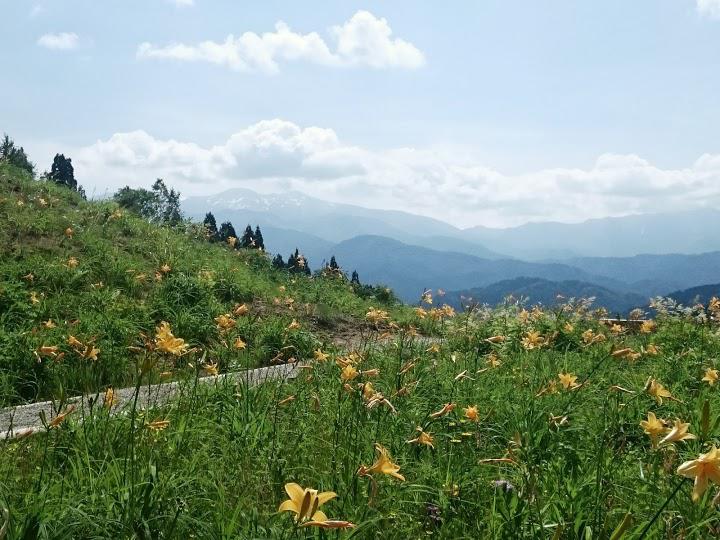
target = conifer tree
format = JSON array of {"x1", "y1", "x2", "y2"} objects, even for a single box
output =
[
  {"x1": 286, "y1": 250, "x2": 297, "y2": 271},
  {"x1": 203, "y1": 212, "x2": 218, "y2": 240},
  {"x1": 49, "y1": 154, "x2": 76, "y2": 190},
  {"x1": 218, "y1": 221, "x2": 237, "y2": 243},
  {"x1": 0, "y1": 134, "x2": 35, "y2": 175},
  {"x1": 329, "y1": 256, "x2": 339, "y2": 270},
  {"x1": 351, "y1": 270, "x2": 360, "y2": 285},
  {"x1": 240, "y1": 225, "x2": 255, "y2": 248},
  {"x1": 254, "y1": 225, "x2": 265, "y2": 250},
  {"x1": 272, "y1": 254, "x2": 285, "y2": 269}
]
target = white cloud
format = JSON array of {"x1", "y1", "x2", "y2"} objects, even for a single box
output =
[
  {"x1": 697, "y1": 0, "x2": 720, "y2": 18},
  {"x1": 167, "y1": 0, "x2": 194, "y2": 6},
  {"x1": 74, "y1": 120, "x2": 720, "y2": 228},
  {"x1": 136, "y1": 10, "x2": 424, "y2": 73},
  {"x1": 37, "y1": 32, "x2": 79, "y2": 50}
]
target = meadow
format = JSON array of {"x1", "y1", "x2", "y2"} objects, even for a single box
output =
[{"x1": 2, "y1": 163, "x2": 720, "y2": 538}]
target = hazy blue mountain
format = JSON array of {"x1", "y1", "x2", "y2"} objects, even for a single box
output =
[
  {"x1": 556, "y1": 252, "x2": 720, "y2": 297},
  {"x1": 326, "y1": 235, "x2": 628, "y2": 303},
  {"x1": 665, "y1": 283, "x2": 720, "y2": 306},
  {"x1": 462, "y1": 209, "x2": 720, "y2": 259},
  {"x1": 442, "y1": 277, "x2": 649, "y2": 315}
]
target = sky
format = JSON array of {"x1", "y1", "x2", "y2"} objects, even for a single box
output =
[{"x1": 2, "y1": 0, "x2": 720, "y2": 228}]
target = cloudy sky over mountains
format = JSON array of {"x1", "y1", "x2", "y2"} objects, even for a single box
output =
[{"x1": 3, "y1": 0, "x2": 720, "y2": 227}]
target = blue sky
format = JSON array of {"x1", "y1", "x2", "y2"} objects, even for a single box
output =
[{"x1": 2, "y1": 0, "x2": 720, "y2": 227}]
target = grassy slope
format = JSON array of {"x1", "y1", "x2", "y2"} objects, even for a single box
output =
[
  {"x1": 2, "y1": 164, "x2": 720, "y2": 538},
  {"x1": 0, "y1": 163, "x2": 401, "y2": 406}
]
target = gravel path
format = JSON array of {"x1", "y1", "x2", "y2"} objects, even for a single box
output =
[{"x1": 0, "y1": 363, "x2": 298, "y2": 440}]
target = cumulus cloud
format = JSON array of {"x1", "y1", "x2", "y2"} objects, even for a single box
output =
[
  {"x1": 37, "y1": 32, "x2": 79, "y2": 50},
  {"x1": 74, "y1": 120, "x2": 720, "y2": 227},
  {"x1": 697, "y1": 0, "x2": 720, "y2": 18},
  {"x1": 136, "y1": 10, "x2": 424, "y2": 73}
]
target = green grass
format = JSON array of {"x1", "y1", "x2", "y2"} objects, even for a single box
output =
[
  {"x1": 0, "y1": 163, "x2": 401, "y2": 406},
  {"x1": 2, "y1": 164, "x2": 720, "y2": 538}
]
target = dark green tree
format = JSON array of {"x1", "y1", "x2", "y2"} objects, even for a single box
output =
[
  {"x1": 49, "y1": 154, "x2": 76, "y2": 190},
  {"x1": 0, "y1": 134, "x2": 35, "y2": 175},
  {"x1": 240, "y1": 225, "x2": 255, "y2": 248},
  {"x1": 272, "y1": 254, "x2": 285, "y2": 269},
  {"x1": 218, "y1": 221, "x2": 237, "y2": 243},
  {"x1": 254, "y1": 225, "x2": 265, "y2": 250},
  {"x1": 351, "y1": 270, "x2": 360, "y2": 285},
  {"x1": 203, "y1": 212, "x2": 218, "y2": 240},
  {"x1": 113, "y1": 186, "x2": 157, "y2": 219},
  {"x1": 329, "y1": 256, "x2": 339, "y2": 270}
]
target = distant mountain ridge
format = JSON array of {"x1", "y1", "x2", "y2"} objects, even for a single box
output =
[
  {"x1": 665, "y1": 283, "x2": 720, "y2": 306},
  {"x1": 183, "y1": 187, "x2": 720, "y2": 260},
  {"x1": 442, "y1": 277, "x2": 648, "y2": 315}
]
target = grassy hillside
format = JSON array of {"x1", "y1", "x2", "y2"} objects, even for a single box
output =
[
  {"x1": 4, "y1": 163, "x2": 720, "y2": 537},
  {"x1": 0, "y1": 163, "x2": 401, "y2": 406}
]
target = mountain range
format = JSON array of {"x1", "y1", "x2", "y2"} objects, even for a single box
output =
[{"x1": 182, "y1": 188, "x2": 720, "y2": 312}]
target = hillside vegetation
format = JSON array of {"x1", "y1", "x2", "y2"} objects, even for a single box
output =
[
  {"x1": 0, "y1": 163, "x2": 401, "y2": 406},
  {"x1": 3, "y1": 163, "x2": 720, "y2": 538}
]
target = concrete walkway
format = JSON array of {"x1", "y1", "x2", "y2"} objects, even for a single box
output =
[{"x1": 0, "y1": 363, "x2": 298, "y2": 440}]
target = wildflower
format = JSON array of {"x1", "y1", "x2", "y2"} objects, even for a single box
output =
[
  {"x1": 518, "y1": 309, "x2": 530, "y2": 324},
  {"x1": 407, "y1": 428, "x2": 435, "y2": 448},
  {"x1": 215, "y1": 314, "x2": 236, "y2": 332},
  {"x1": 645, "y1": 378, "x2": 674, "y2": 405},
  {"x1": 366, "y1": 307, "x2": 390, "y2": 325},
  {"x1": 64, "y1": 227, "x2": 73, "y2": 238},
  {"x1": 36, "y1": 345, "x2": 60, "y2": 359},
  {"x1": 81, "y1": 345, "x2": 100, "y2": 361},
  {"x1": 642, "y1": 344, "x2": 659, "y2": 356},
  {"x1": 464, "y1": 405, "x2": 480, "y2": 422},
  {"x1": 313, "y1": 349, "x2": 330, "y2": 362},
  {"x1": 427, "y1": 343, "x2": 441, "y2": 354},
  {"x1": 486, "y1": 353, "x2": 501, "y2": 367},
  {"x1": 640, "y1": 412, "x2": 667, "y2": 448},
  {"x1": 640, "y1": 320, "x2": 656, "y2": 334},
  {"x1": 234, "y1": 337, "x2": 247, "y2": 350},
  {"x1": 702, "y1": 368, "x2": 719, "y2": 386},
  {"x1": 421, "y1": 290, "x2": 433, "y2": 305},
  {"x1": 67, "y1": 335, "x2": 83, "y2": 348},
  {"x1": 612, "y1": 348, "x2": 642, "y2": 361},
  {"x1": 160, "y1": 264, "x2": 171, "y2": 274},
  {"x1": 49, "y1": 405, "x2": 76, "y2": 428},
  {"x1": 287, "y1": 319, "x2": 301, "y2": 330},
  {"x1": 521, "y1": 331, "x2": 544, "y2": 350},
  {"x1": 610, "y1": 323, "x2": 624, "y2": 335},
  {"x1": 42, "y1": 319, "x2": 56, "y2": 329},
  {"x1": 660, "y1": 419, "x2": 696, "y2": 446},
  {"x1": 430, "y1": 403, "x2": 456, "y2": 419},
  {"x1": 358, "y1": 443, "x2": 405, "y2": 481},
  {"x1": 103, "y1": 387, "x2": 118, "y2": 409},
  {"x1": 38, "y1": 197, "x2": 48, "y2": 207},
  {"x1": 66, "y1": 257, "x2": 79, "y2": 269},
  {"x1": 341, "y1": 365, "x2": 358, "y2": 382},
  {"x1": 203, "y1": 362, "x2": 219, "y2": 376},
  {"x1": 582, "y1": 329, "x2": 606, "y2": 345},
  {"x1": 146, "y1": 419, "x2": 170, "y2": 431},
  {"x1": 233, "y1": 303, "x2": 249, "y2": 316},
  {"x1": 563, "y1": 322, "x2": 575, "y2": 333},
  {"x1": 485, "y1": 335, "x2": 505, "y2": 344},
  {"x1": 677, "y1": 446, "x2": 720, "y2": 502},
  {"x1": 558, "y1": 372, "x2": 580, "y2": 390},
  {"x1": 22, "y1": 273, "x2": 34, "y2": 283},
  {"x1": 361, "y1": 382, "x2": 376, "y2": 400},
  {"x1": 154, "y1": 321, "x2": 188, "y2": 356},
  {"x1": 361, "y1": 368, "x2": 380, "y2": 377},
  {"x1": 227, "y1": 236, "x2": 237, "y2": 247},
  {"x1": 278, "y1": 483, "x2": 337, "y2": 524},
  {"x1": 549, "y1": 414, "x2": 569, "y2": 429}
]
